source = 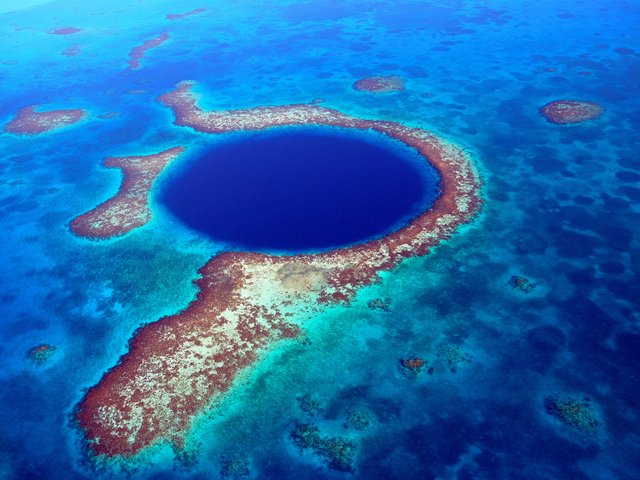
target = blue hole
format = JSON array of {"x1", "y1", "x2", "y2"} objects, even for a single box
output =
[{"x1": 159, "y1": 127, "x2": 440, "y2": 253}]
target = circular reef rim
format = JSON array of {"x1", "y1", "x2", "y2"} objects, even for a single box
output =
[{"x1": 74, "y1": 81, "x2": 483, "y2": 460}]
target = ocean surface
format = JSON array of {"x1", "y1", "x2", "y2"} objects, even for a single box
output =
[{"x1": 0, "y1": 0, "x2": 639, "y2": 479}]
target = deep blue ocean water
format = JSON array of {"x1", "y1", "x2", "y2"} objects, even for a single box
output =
[
  {"x1": 159, "y1": 128, "x2": 439, "y2": 252},
  {"x1": 0, "y1": 0, "x2": 639, "y2": 479}
]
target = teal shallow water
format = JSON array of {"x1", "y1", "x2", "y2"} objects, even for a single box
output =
[{"x1": 0, "y1": 1, "x2": 638, "y2": 479}]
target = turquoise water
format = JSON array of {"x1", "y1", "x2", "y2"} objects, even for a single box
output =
[{"x1": 0, "y1": 1, "x2": 638, "y2": 479}]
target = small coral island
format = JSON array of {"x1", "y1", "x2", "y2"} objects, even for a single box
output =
[
  {"x1": 507, "y1": 275, "x2": 537, "y2": 293},
  {"x1": 400, "y1": 357, "x2": 426, "y2": 377},
  {"x1": 26, "y1": 344, "x2": 57, "y2": 365},
  {"x1": 4, "y1": 105, "x2": 86, "y2": 135},
  {"x1": 540, "y1": 100, "x2": 603, "y2": 124},
  {"x1": 400, "y1": 345, "x2": 472, "y2": 378},
  {"x1": 353, "y1": 76, "x2": 405, "y2": 93}
]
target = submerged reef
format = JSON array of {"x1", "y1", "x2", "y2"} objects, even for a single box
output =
[
  {"x1": 62, "y1": 44, "x2": 82, "y2": 57},
  {"x1": 75, "y1": 81, "x2": 482, "y2": 460},
  {"x1": 220, "y1": 454, "x2": 250, "y2": 479},
  {"x1": 507, "y1": 275, "x2": 537, "y2": 293},
  {"x1": 4, "y1": 105, "x2": 86, "y2": 135},
  {"x1": 128, "y1": 32, "x2": 170, "y2": 69},
  {"x1": 367, "y1": 297, "x2": 392, "y2": 312},
  {"x1": 297, "y1": 393, "x2": 323, "y2": 417},
  {"x1": 544, "y1": 396, "x2": 600, "y2": 434},
  {"x1": 50, "y1": 27, "x2": 82, "y2": 35},
  {"x1": 344, "y1": 408, "x2": 373, "y2": 431},
  {"x1": 353, "y1": 76, "x2": 405, "y2": 93},
  {"x1": 70, "y1": 147, "x2": 184, "y2": 239},
  {"x1": 436, "y1": 344, "x2": 472, "y2": 373},
  {"x1": 291, "y1": 423, "x2": 356, "y2": 472},
  {"x1": 167, "y1": 8, "x2": 207, "y2": 20},
  {"x1": 26, "y1": 344, "x2": 57, "y2": 365},
  {"x1": 540, "y1": 100, "x2": 603, "y2": 124}
]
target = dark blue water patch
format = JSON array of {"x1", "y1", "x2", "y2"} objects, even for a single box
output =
[
  {"x1": 488, "y1": 189, "x2": 510, "y2": 202},
  {"x1": 376, "y1": 3, "x2": 461, "y2": 31},
  {"x1": 402, "y1": 421, "x2": 471, "y2": 470},
  {"x1": 280, "y1": 1, "x2": 364, "y2": 22},
  {"x1": 529, "y1": 155, "x2": 565, "y2": 174},
  {"x1": 616, "y1": 332, "x2": 640, "y2": 369},
  {"x1": 0, "y1": 292, "x2": 16, "y2": 304},
  {"x1": 606, "y1": 279, "x2": 638, "y2": 303},
  {"x1": 159, "y1": 127, "x2": 440, "y2": 253},
  {"x1": 6, "y1": 200, "x2": 38, "y2": 213},
  {"x1": 349, "y1": 43, "x2": 371, "y2": 51},
  {"x1": 592, "y1": 217, "x2": 633, "y2": 252},
  {"x1": 507, "y1": 334, "x2": 558, "y2": 374},
  {"x1": 496, "y1": 98, "x2": 534, "y2": 130},
  {"x1": 616, "y1": 170, "x2": 640, "y2": 182},
  {"x1": 615, "y1": 149, "x2": 640, "y2": 171},
  {"x1": 548, "y1": 227, "x2": 602, "y2": 258},
  {"x1": 574, "y1": 195, "x2": 595, "y2": 206},
  {"x1": 599, "y1": 261, "x2": 626, "y2": 274},
  {"x1": 619, "y1": 185, "x2": 640, "y2": 202},
  {"x1": 474, "y1": 449, "x2": 502, "y2": 473},
  {"x1": 600, "y1": 193, "x2": 631, "y2": 213},
  {"x1": 0, "y1": 194, "x2": 20, "y2": 208},
  {"x1": 560, "y1": 295, "x2": 617, "y2": 361},
  {"x1": 402, "y1": 65, "x2": 429, "y2": 77},
  {"x1": 417, "y1": 267, "x2": 494, "y2": 316},
  {"x1": 557, "y1": 206, "x2": 596, "y2": 230},
  {"x1": 565, "y1": 267, "x2": 598, "y2": 287},
  {"x1": 526, "y1": 325, "x2": 566, "y2": 354}
]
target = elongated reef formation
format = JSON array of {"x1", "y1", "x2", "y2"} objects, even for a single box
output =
[
  {"x1": 4, "y1": 105, "x2": 86, "y2": 135},
  {"x1": 50, "y1": 27, "x2": 82, "y2": 35},
  {"x1": 75, "y1": 81, "x2": 482, "y2": 459},
  {"x1": 128, "y1": 32, "x2": 170, "y2": 70},
  {"x1": 167, "y1": 8, "x2": 207, "y2": 20},
  {"x1": 70, "y1": 147, "x2": 185, "y2": 239}
]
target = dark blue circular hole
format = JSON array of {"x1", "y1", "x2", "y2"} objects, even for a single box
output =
[{"x1": 159, "y1": 127, "x2": 440, "y2": 253}]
